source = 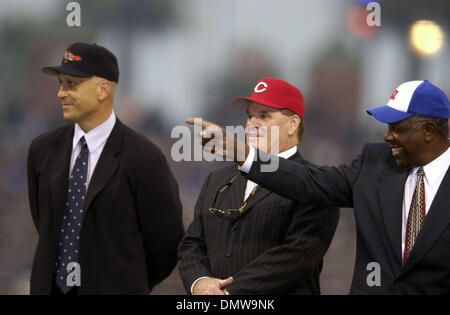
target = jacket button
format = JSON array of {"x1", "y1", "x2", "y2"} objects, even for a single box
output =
[
  {"x1": 225, "y1": 252, "x2": 232, "y2": 257},
  {"x1": 231, "y1": 226, "x2": 238, "y2": 232}
]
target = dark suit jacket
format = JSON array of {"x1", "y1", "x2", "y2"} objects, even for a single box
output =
[
  {"x1": 247, "y1": 143, "x2": 450, "y2": 294},
  {"x1": 178, "y1": 152, "x2": 339, "y2": 294},
  {"x1": 27, "y1": 119, "x2": 184, "y2": 294}
]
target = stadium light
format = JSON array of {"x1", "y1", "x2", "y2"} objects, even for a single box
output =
[{"x1": 409, "y1": 20, "x2": 446, "y2": 56}]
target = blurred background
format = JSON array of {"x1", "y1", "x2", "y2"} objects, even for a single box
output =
[{"x1": 0, "y1": 0, "x2": 448, "y2": 294}]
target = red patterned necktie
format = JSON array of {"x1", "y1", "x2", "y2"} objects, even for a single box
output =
[{"x1": 403, "y1": 167, "x2": 426, "y2": 264}]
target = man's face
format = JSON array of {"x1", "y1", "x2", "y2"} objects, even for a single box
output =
[
  {"x1": 57, "y1": 73, "x2": 102, "y2": 125},
  {"x1": 245, "y1": 102, "x2": 293, "y2": 154},
  {"x1": 384, "y1": 116, "x2": 428, "y2": 167}
]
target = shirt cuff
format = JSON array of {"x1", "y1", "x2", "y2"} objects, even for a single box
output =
[
  {"x1": 238, "y1": 145, "x2": 255, "y2": 174},
  {"x1": 191, "y1": 276, "x2": 210, "y2": 295}
]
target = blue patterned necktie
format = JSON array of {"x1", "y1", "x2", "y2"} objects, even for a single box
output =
[
  {"x1": 403, "y1": 167, "x2": 426, "y2": 264},
  {"x1": 55, "y1": 136, "x2": 89, "y2": 293}
]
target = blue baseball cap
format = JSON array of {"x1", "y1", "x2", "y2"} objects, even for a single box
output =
[{"x1": 367, "y1": 80, "x2": 450, "y2": 123}]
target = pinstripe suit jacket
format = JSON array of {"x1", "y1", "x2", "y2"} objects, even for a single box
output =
[{"x1": 178, "y1": 152, "x2": 339, "y2": 294}]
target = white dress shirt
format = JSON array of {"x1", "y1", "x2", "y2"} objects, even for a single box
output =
[
  {"x1": 70, "y1": 111, "x2": 116, "y2": 189},
  {"x1": 401, "y1": 145, "x2": 450, "y2": 256}
]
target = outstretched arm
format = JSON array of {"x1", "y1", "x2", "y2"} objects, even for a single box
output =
[{"x1": 186, "y1": 118, "x2": 364, "y2": 207}]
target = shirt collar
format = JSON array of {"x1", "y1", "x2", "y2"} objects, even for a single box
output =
[
  {"x1": 73, "y1": 111, "x2": 116, "y2": 153},
  {"x1": 411, "y1": 145, "x2": 450, "y2": 187},
  {"x1": 276, "y1": 145, "x2": 298, "y2": 159}
]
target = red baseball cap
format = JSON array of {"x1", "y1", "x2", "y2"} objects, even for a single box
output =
[{"x1": 232, "y1": 78, "x2": 305, "y2": 118}]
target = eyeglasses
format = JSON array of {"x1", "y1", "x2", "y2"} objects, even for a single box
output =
[{"x1": 208, "y1": 173, "x2": 259, "y2": 217}]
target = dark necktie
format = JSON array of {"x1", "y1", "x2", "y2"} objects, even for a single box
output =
[
  {"x1": 55, "y1": 136, "x2": 89, "y2": 293},
  {"x1": 403, "y1": 167, "x2": 426, "y2": 264}
]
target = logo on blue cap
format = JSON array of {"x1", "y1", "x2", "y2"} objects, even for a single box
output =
[{"x1": 367, "y1": 80, "x2": 450, "y2": 123}]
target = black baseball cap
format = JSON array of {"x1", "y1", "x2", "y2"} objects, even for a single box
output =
[{"x1": 42, "y1": 42, "x2": 119, "y2": 83}]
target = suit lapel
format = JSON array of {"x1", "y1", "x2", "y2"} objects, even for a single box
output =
[
  {"x1": 226, "y1": 172, "x2": 247, "y2": 211},
  {"x1": 239, "y1": 185, "x2": 271, "y2": 215},
  {"x1": 83, "y1": 120, "x2": 123, "y2": 213},
  {"x1": 377, "y1": 161, "x2": 409, "y2": 264},
  {"x1": 50, "y1": 125, "x2": 75, "y2": 234},
  {"x1": 401, "y1": 166, "x2": 450, "y2": 274}
]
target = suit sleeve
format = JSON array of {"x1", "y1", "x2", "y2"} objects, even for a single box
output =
[
  {"x1": 27, "y1": 138, "x2": 40, "y2": 231},
  {"x1": 247, "y1": 145, "x2": 368, "y2": 208},
  {"x1": 226, "y1": 203, "x2": 339, "y2": 294},
  {"x1": 134, "y1": 151, "x2": 184, "y2": 289},
  {"x1": 177, "y1": 173, "x2": 214, "y2": 294}
]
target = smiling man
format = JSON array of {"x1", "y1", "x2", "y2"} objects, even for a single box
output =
[
  {"x1": 58, "y1": 74, "x2": 115, "y2": 131},
  {"x1": 178, "y1": 78, "x2": 339, "y2": 295},
  {"x1": 27, "y1": 42, "x2": 184, "y2": 294},
  {"x1": 188, "y1": 79, "x2": 450, "y2": 294}
]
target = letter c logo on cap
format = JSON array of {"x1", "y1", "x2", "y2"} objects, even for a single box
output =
[{"x1": 254, "y1": 82, "x2": 268, "y2": 93}]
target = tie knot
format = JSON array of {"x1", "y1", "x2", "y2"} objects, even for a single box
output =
[
  {"x1": 417, "y1": 167, "x2": 425, "y2": 177},
  {"x1": 79, "y1": 136, "x2": 87, "y2": 147}
]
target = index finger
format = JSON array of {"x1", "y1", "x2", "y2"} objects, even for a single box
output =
[{"x1": 185, "y1": 117, "x2": 216, "y2": 129}]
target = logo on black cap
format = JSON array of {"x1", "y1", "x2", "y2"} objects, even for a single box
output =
[{"x1": 63, "y1": 50, "x2": 83, "y2": 63}]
